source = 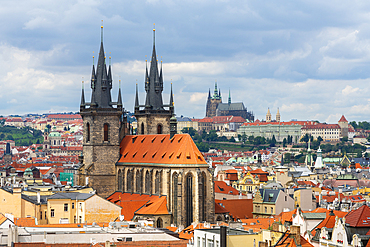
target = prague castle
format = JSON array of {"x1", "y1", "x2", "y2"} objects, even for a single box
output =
[
  {"x1": 77, "y1": 25, "x2": 214, "y2": 228},
  {"x1": 205, "y1": 83, "x2": 254, "y2": 121}
]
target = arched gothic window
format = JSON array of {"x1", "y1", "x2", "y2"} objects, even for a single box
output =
[
  {"x1": 145, "y1": 171, "x2": 151, "y2": 194},
  {"x1": 185, "y1": 173, "x2": 193, "y2": 227},
  {"x1": 199, "y1": 172, "x2": 207, "y2": 222},
  {"x1": 172, "y1": 173, "x2": 178, "y2": 225},
  {"x1": 157, "y1": 124, "x2": 162, "y2": 134},
  {"x1": 104, "y1": 123, "x2": 109, "y2": 142},
  {"x1": 118, "y1": 170, "x2": 123, "y2": 191},
  {"x1": 141, "y1": 122, "x2": 145, "y2": 135}
]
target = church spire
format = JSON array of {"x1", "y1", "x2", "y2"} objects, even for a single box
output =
[
  {"x1": 219, "y1": 88, "x2": 221, "y2": 98},
  {"x1": 213, "y1": 81, "x2": 218, "y2": 99},
  {"x1": 170, "y1": 82, "x2": 174, "y2": 109},
  {"x1": 135, "y1": 83, "x2": 139, "y2": 109},
  {"x1": 89, "y1": 23, "x2": 112, "y2": 108},
  {"x1": 144, "y1": 24, "x2": 164, "y2": 110},
  {"x1": 208, "y1": 88, "x2": 211, "y2": 99},
  {"x1": 228, "y1": 88, "x2": 231, "y2": 104},
  {"x1": 117, "y1": 79, "x2": 122, "y2": 108},
  {"x1": 80, "y1": 80, "x2": 85, "y2": 109}
]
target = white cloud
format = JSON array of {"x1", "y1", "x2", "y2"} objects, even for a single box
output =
[{"x1": 342, "y1": 85, "x2": 359, "y2": 96}]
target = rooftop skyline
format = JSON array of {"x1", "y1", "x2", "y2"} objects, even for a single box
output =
[{"x1": 1, "y1": 1, "x2": 370, "y2": 122}]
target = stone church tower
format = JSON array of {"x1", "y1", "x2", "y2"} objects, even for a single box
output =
[
  {"x1": 78, "y1": 26, "x2": 127, "y2": 197},
  {"x1": 134, "y1": 28, "x2": 174, "y2": 135},
  {"x1": 205, "y1": 83, "x2": 222, "y2": 117}
]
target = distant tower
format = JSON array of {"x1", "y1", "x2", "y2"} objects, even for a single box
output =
[
  {"x1": 338, "y1": 115, "x2": 349, "y2": 139},
  {"x1": 305, "y1": 139, "x2": 313, "y2": 168},
  {"x1": 314, "y1": 147, "x2": 324, "y2": 169},
  {"x1": 78, "y1": 24, "x2": 126, "y2": 197},
  {"x1": 266, "y1": 108, "x2": 272, "y2": 122},
  {"x1": 228, "y1": 88, "x2": 231, "y2": 105},
  {"x1": 205, "y1": 82, "x2": 222, "y2": 117},
  {"x1": 3, "y1": 143, "x2": 12, "y2": 165},
  {"x1": 134, "y1": 26, "x2": 174, "y2": 135},
  {"x1": 276, "y1": 108, "x2": 281, "y2": 122}
]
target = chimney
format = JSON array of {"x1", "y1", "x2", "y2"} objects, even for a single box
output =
[
  {"x1": 290, "y1": 225, "x2": 301, "y2": 246},
  {"x1": 272, "y1": 222, "x2": 279, "y2": 232},
  {"x1": 220, "y1": 226, "x2": 227, "y2": 247}
]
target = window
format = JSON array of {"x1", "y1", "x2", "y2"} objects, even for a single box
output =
[
  {"x1": 86, "y1": 123, "x2": 90, "y2": 142},
  {"x1": 104, "y1": 123, "x2": 109, "y2": 141},
  {"x1": 79, "y1": 216, "x2": 82, "y2": 223},
  {"x1": 79, "y1": 203, "x2": 82, "y2": 210},
  {"x1": 265, "y1": 207, "x2": 267, "y2": 213},
  {"x1": 285, "y1": 196, "x2": 287, "y2": 201},
  {"x1": 72, "y1": 203, "x2": 74, "y2": 209},
  {"x1": 40, "y1": 211, "x2": 42, "y2": 220},
  {"x1": 141, "y1": 122, "x2": 145, "y2": 135},
  {"x1": 45, "y1": 211, "x2": 47, "y2": 219},
  {"x1": 74, "y1": 216, "x2": 76, "y2": 223},
  {"x1": 271, "y1": 207, "x2": 273, "y2": 214},
  {"x1": 51, "y1": 209, "x2": 55, "y2": 217},
  {"x1": 157, "y1": 124, "x2": 162, "y2": 134},
  {"x1": 64, "y1": 203, "x2": 68, "y2": 212}
]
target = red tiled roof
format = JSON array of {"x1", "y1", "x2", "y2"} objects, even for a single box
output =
[
  {"x1": 0, "y1": 213, "x2": 8, "y2": 225},
  {"x1": 216, "y1": 199, "x2": 253, "y2": 220},
  {"x1": 14, "y1": 217, "x2": 36, "y2": 227},
  {"x1": 47, "y1": 114, "x2": 82, "y2": 119},
  {"x1": 242, "y1": 121, "x2": 316, "y2": 127},
  {"x1": 118, "y1": 134, "x2": 206, "y2": 165},
  {"x1": 338, "y1": 115, "x2": 348, "y2": 122},
  {"x1": 345, "y1": 205, "x2": 370, "y2": 227},
  {"x1": 215, "y1": 202, "x2": 229, "y2": 214},
  {"x1": 214, "y1": 181, "x2": 240, "y2": 195}
]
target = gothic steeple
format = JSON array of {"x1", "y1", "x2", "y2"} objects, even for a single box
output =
[
  {"x1": 80, "y1": 80, "x2": 85, "y2": 108},
  {"x1": 208, "y1": 88, "x2": 211, "y2": 99},
  {"x1": 228, "y1": 88, "x2": 231, "y2": 105},
  {"x1": 135, "y1": 83, "x2": 139, "y2": 109},
  {"x1": 89, "y1": 24, "x2": 112, "y2": 108},
  {"x1": 170, "y1": 82, "x2": 174, "y2": 112},
  {"x1": 117, "y1": 80, "x2": 122, "y2": 108},
  {"x1": 144, "y1": 25, "x2": 164, "y2": 110}
]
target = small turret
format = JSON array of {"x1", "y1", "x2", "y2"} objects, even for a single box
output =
[
  {"x1": 170, "y1": 114, "x2": 177, "y2": 139},
  {"x1": 169, "y1": 82, "x2": 174, "y2": 113},
  {"x1": 80, "y1": 80, "x2": 85, "y2": 109},
  {"x1": 117, "y1": 80, "x2": 122, "y2": 109},
  {"x1": 135, "y1": 83, "x2": 139, "y2": 109}
]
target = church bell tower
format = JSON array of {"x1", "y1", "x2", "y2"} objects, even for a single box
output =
[{"x1": 78, "y1": 24, "x2": 127, "y2": 197}]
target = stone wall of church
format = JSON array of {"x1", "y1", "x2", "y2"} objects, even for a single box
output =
[
  {"x1": 78, "y1": 111, "x2": 122, "y2": 198},
  {"x1": 136, "y1": 114, "x2": 171, "y2": 135},
  {"x1": 116, "y1": 165, "x2": 215, "y2": 228},
  {"x1": 206, "y1": 99, "x2": 221, "y2": 117}
]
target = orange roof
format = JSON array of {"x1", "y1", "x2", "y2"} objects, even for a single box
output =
[
  {"x1": 243, "y1": 121, "x2": 315, "y2": 127},
  {"x1": 217, "y1": 199, "x2": 253, "y2": 220},
  {"x1": 135, "y1": 196, "x2": 169, "y2": 215},
  {"x1": 346, "y1": 205, "x2": 370, "y2": 227},
  {"x1": 118, "y1": 134, "x2": 207, "y2": 166},
  {"x1": 302, "y1": 124, "x2": 340, "y2": 130},
  {"x1": 275, "y1": 231, "x2": 314, "y2": 247},
  {"x1": 241, "y1": 218, "x2": 278, "y2": 232},
  {"x1": 0, "y1": 213, "x2": 8, "y2": 225},
  {"x1": 338, "y1": 115, "x2": 348, "y2": 122},
  {"x1": 214, "y1": 181, "x2": 241, "y2": 195},
  {"x1": 106, "y1": 192, "x2": 169, "y2": 220},
  {"x1": 34, "y1": 223, "x2": 109, "y2": 228},
  {"x1": 14, "y1": 217, "x2": 36, "y2": 227}
]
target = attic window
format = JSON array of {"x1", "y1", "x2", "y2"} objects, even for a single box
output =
[
  {"x1": 186, "y1": 152, "x2": 191, "y2": 159},
  {"x1": 132, "y1": 136, "x2": 137, "y2": 143},
  {"x1": 152, "y1": 152, "x2": 157, "y2": 158},
  {"x1": 169, "y1": 152, "x2": 174, "y2": 159},
  {"x1": 170, "y1": 136, "x2": 175, "y2": 143},
  {"x1": 141, "y1": 137, "x2": 146, "y2": 143},
  {"x1": 178, "y1": 136, "x2": 183, "y2": 143},
  {"x1": 124, "y1": 152, "x2": 129, "y2": 158},
  {"x1": 162, "y1": 152, "x2": 167, "y2": 158},
  {"x1": 161, "y1": 136, "x2": 166, "y2": 143},
  {"x1": 132, "y1": 151, "x2": 137, "y2": 158},
  {"x1": 143, "y1": 151, "x2": 148, "y2": 158},
  {"x1": 151, "y1": 137, "x2": 157, "y2": 143},
  {"x1": 177, "y1": 152, "x2": 182, "y2": 159}
]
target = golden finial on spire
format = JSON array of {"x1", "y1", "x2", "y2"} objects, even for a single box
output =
[
  {"x1": 153, "y1": 23, "x2": 155, "y2": 31},
  {"x1": 101, "y1": 20, "x2": 103, "y2": 42}
]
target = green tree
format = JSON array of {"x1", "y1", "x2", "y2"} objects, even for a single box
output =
[
  {"x1": 283, "y1": 138, "x2": 287, "y2": 147},
  {"x1": 6, "y1": 134, "x2": 13, "y2": 140},
  {"x1": 181, "y1": 127, "x2": 197, "y2": 137},
  {"x1": 196, "y1": 142, "x2": 209, "y2": 152},
  {"x1": 241, "y1": 133, "x2": 247, "y2": 143},
  {"x1": 301, "y1": 133, "x2": 309, "y2": 143},
  {"x1": 284, "y1": 153, "x2": 291, "y2": 163},
  {"x1": 248, "y1": 135, "x2": 254, "y2": 143},
  {"x1": 229, "y1": 137, "x2": 236, "y2": 143}
]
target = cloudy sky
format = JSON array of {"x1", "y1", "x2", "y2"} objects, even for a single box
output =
[{"x1": 1, "y1": 0, "x2": 370, "y2": 123}]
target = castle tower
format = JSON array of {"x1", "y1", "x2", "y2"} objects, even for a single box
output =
[
  {"x1": 134, "y1": 26, "x2": 174, "y2": 135},
  {"x1": 78, "y1": 24, "x2": 126, "y2": 197},
  {"x1": 3, "y1": 143, "x2": 12, "y2": 165},
  {"x1": 276, "y1": 108, "x2": 281, "y2": 122},
  {"x1": 338, "y1": 115, "x2": 349, "y2": 139},
  {"x1": 266, "y1": 108, "x2": 272, "y2": 122},
  {"x1": 205, "y1": 82, "x2": 222, "y2": 117}
]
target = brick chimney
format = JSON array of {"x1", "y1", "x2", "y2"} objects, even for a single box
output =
[
  {"x1": 272, "y1": 222, "x2": 280, "y2": 232},
  {"x1": 290, "y1": 225, "x2": 301, "y2": 246}
]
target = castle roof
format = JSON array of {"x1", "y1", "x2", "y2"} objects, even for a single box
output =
[
  {"x1": 338, "y1": 115, "x2": 348, "y2": 122},
  {"x1": 301, "y1": 124, "x2": 340, "y2": 129},
  {"x1": 217, "y1": 102, "x2": 245, "y2": 111},
  {"x1": 118, "y1": 134, "x2": 207, "y2": 167}
]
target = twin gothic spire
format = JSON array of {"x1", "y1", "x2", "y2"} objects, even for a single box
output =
[
  {"x1": 80, "y1": 25, "x2": 122, "y2": 110},
  {"x1": 81, "y1": 25, "x2": 173, "y2": 113}
]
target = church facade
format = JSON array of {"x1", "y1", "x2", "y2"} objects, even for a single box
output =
[
  {"x1": 77, "y1": 26, "x2": 214, "y2": 228},
  {"x1": 205, "y1": 83, "x2": 254, "y2": 121}
]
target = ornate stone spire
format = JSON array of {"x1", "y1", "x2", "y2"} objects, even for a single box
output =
[
  {"x1": 80, "y1": 80, "x2": 85, "y2": 109},
  {"x1": 135, "y1": 83, "x2": 139, "y2": 109}
]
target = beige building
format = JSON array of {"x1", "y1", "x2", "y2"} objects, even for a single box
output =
[
  {"x1": 47, "y1": 193, "x2": 121, "y2": 224},
  {"x1": 176, "y1": 116, "x2": 198, "y2": 133},
  {"x1": 301, "y1": 123, "x2": 341, "y2": 142}
]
